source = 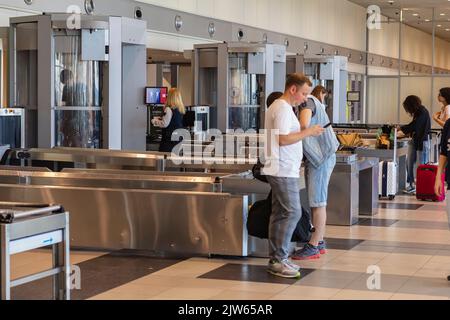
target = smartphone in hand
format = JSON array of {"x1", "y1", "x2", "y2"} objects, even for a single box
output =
[{"x1": 323, "y1": 123, "x2": 332, "y2": 128}]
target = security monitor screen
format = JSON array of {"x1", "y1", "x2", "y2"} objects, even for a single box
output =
[
  {"x1": 145, "y1": 87, "x2": 168, "y2": 105},
  {"x1": 347, "y1": 91, "x2": 360, "y2": 103}
]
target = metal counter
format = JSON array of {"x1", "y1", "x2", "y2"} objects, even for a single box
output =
[
  {"x1": 2, "y1": 147, "x2": 256, "y2": 173},
  {"x1": 0, "y1": 183, "x2": 249, "y2": 257},
  {"x1": 326, "y1": 155, "x2": 379, "y2": 226},
  {"x1": 354, "y1": 141, "x2": 408, "y2": 191},
  {"x1": 0, "y1": 147, "x2": 311, "y2": 257},
  {"x1": 2, "y1": 147, "x2": 168, "y2": 171},
  {"x1": 0, "y1": 169, "x2": 271, "y2": 200}
]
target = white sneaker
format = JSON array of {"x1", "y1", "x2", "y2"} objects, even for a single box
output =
[
  {"x1": 267, "y1": 259, "x2": 301, "y2": 278},
  {"x1": 285, "y1": 259, "x2": 301, "y2": 271}
]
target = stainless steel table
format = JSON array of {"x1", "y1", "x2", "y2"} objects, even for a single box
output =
[{"x1": 0, "y1": 203, "x2": 70, "y2": 300}]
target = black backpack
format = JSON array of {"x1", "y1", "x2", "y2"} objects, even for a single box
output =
[{"x1": 247, "y1": 191, "x2": 314, "y2": 243}]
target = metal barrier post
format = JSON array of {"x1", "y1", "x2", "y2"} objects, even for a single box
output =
[{"x1": 0, "y1": 225, "x2": 10, "y2": 300}]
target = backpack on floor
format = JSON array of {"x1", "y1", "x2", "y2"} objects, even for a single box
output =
[{"x1": 247, "y1": 191, "x2": 314, "y2": 243}]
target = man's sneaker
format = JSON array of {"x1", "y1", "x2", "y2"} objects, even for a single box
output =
[
  {"x1": 318, "y1": 241, "x2": 327, "y2": 255},
  {"x1": 291, "y1": 243, "x2": 321, "y2": 261},
  {"x1": 285, "y1": 259, "x2": 301, "y2": 271},
  {"x1": 267, "y1": 259, "x2": 301, "y2": 278}
]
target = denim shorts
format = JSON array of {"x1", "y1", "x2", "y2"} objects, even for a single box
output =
[{"x1": 305, "y1": 154, "x2": 336, "y2": 208}]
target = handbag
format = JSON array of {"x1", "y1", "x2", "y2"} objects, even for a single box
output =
[
  {"x1": 252, "y1": 160, "x2": 268, "y2": 183},
  {"x1": 302, "y1": 96, "x2": 339, "y2": 168}
]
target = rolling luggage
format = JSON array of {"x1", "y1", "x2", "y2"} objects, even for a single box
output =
[
  {"x1": 416, "y1": 164, "x2": 445, "y2": 202},
  {"x1": 379, "y1": 161, "x2": 397, "y2": 200}
]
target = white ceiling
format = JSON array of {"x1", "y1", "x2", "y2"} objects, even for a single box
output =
[{"x1": 349, "y1": 0, "x2": 450, "y2": 41}]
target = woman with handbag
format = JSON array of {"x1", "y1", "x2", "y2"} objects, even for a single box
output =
[
  {"x1": 432, "y1": 88, "x2": 450, "y2": 128},
  {"x1": 291, "y1": 85, "x2": 339, "y2": 260}
]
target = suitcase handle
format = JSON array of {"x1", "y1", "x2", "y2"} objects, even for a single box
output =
[{"x1": 419, "y1": 167, "x2": 437, "y2": 172}]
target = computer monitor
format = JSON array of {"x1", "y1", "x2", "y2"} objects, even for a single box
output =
[
  {"x1": 145, "y1": 87, "x2": 168, "y2": 105},
  {"x1": 347, "y1": 91, "x2": 360, "y2": 103}
]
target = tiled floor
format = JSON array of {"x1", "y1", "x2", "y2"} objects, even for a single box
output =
[{"x1": 7, "y1": 195, "x2": 450, "y2": 300}]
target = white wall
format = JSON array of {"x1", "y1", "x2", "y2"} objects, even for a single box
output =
[
  {"x1": 435, "y1": 38, "x2": 450, "y2": 70},
  {"x1": 367, "y1": 77, "x2": 399, "y2": 124},
  {"x1": 146, "y1": 30, "x2": 219, "y2": 52},
  {"x1": 138, "y1": 0, "x2": 367, "y2": 51},
  {"x1": 178, "y1": 65, "x2": 192, "y2": 106},
  {"x1": 367, "y1": 72, "x2": 448, "y2": 124},
  {"x1": 369, "y1": 15, "x2": 450, "y2": 70},
  {"x1": 147, "y1": 64, "x2": 157, "y2": 87},
  {"x1": 0, "y1": 6, "x2": 39, "y2": 26}
]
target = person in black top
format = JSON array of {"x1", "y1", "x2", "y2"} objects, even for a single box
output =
[
  {"x1": 397, "y1": 95, "x2": 431, "y2": 194},
  {"x1": 151, "y1": 88, "x2": 185, "y2": 153},
  {"x1": 436, "y1": 120, "x2": 450, "y2": 197},
  {"x1": 435, "y1": 120, "x2": 450, "y2": 276}
]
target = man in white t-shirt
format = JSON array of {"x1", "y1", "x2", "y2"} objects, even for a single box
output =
[{"x1": 262, "y1": 74, "x2": 324, "y2": 278}]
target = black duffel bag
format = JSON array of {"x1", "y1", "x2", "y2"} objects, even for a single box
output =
[{"x1": 247, "y1": 191, "x2": 314, "y2": 243}]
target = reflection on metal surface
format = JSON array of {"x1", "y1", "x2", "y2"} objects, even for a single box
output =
[
  {"x1": 0, "y1": 168, "x2": 271, "y2": 197},
  {"x1": 0, "y1": 183, "x2": 248, "y2": 256},
  {"x1": 4, "y1": 148, "x2": 167, "y2": 170},
  {"x1": 55, "y1": 110, "x2": 101, "y2": 148},
  {"x1": 3, "y1": 147, "x2": 260, "y2": 173}
]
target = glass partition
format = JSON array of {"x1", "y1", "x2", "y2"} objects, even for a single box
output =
[
  {"x1": 53, "y1": 32, "x2": 103, "y2": 148},
  {"x1": 399, "y1": 77, "x2": 433, "y2": 124},
  {"x1": 367, "y1": 77, "x2": 399, "y2": 124},
  {"x1": 366, "y1": 5, "x2": 450, "y2": 125}
]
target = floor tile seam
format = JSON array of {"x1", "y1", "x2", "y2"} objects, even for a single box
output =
[
  {"x1": 89, "y1": 285, "x2": 175, "y2": 300},
  {"x1": 337, "y1": 254, "x2": 387, "y2": 291}
]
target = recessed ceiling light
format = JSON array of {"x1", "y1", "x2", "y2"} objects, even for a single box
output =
[
  {"x1": 437, "y1": 24, "x2": 442, "y2": 27},
  {"x1": 412, "y1": 13, "x2": 419, "y2": 17},
  {"x1": 425, "y1": 19, "x2": 430, "y2": 22},
  {"x1": 440, "y1": 13, "x2": 446, "y2": 16}
]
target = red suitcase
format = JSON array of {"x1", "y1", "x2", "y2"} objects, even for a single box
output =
[{"x1": 416, "y1": 164, "x2": 445, "y2": 202}]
